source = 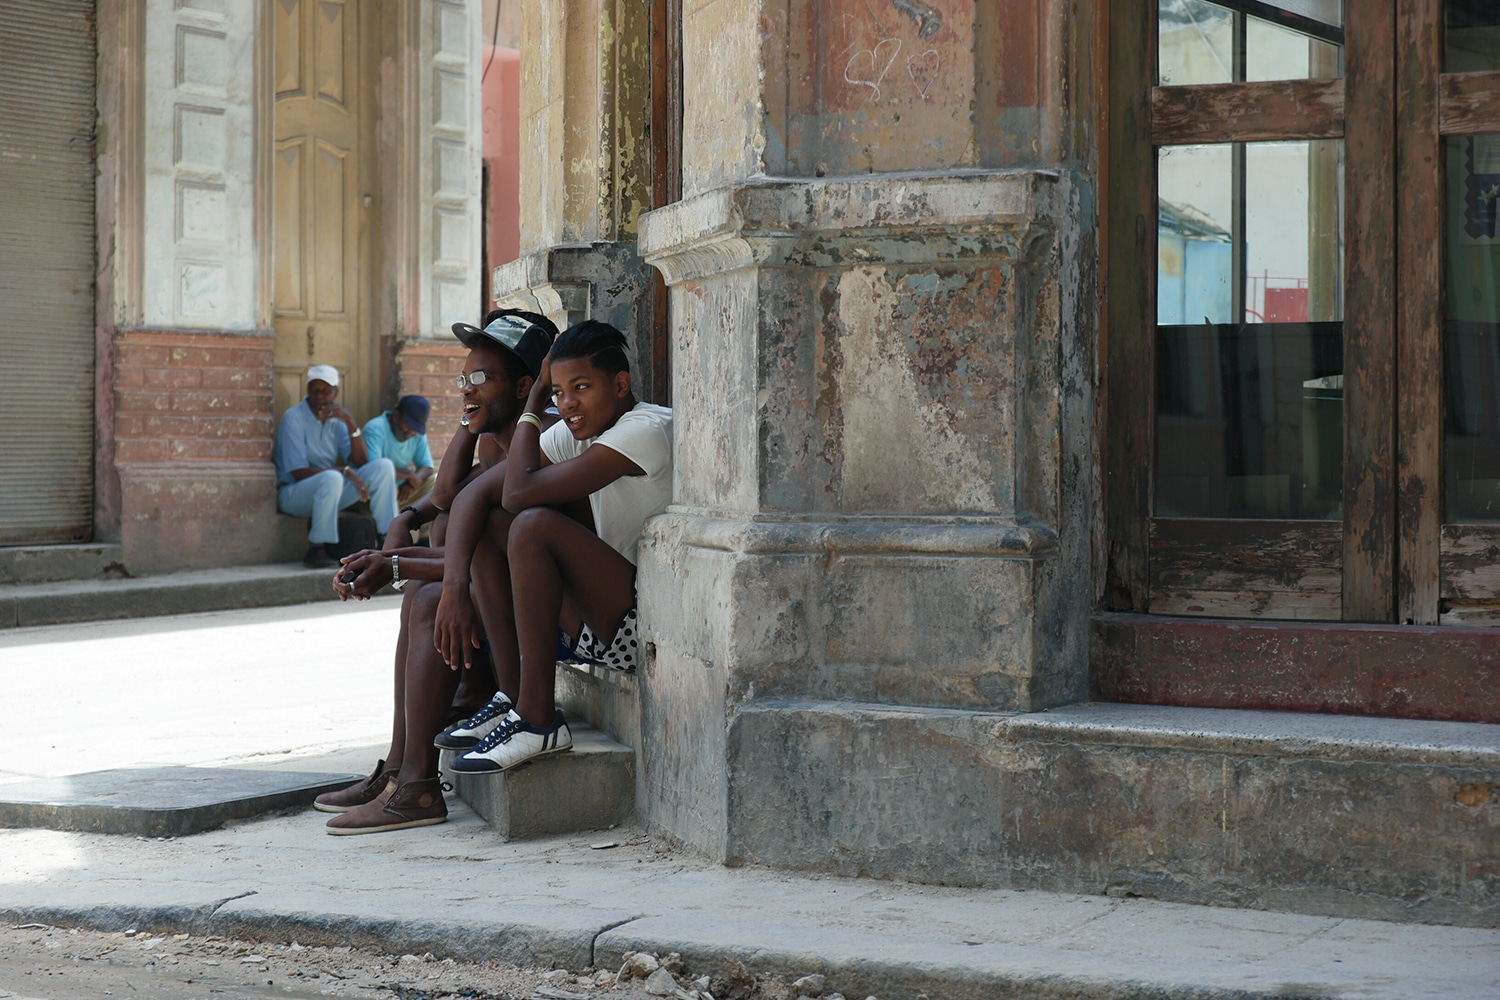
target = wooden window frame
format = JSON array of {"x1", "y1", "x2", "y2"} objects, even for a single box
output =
[
  {"x1": 1099, "y1": 0, "x2": 1500, "y2": 721},
  {"x1": 1107, "y1": 1, "x2": 1400, "y2": 622}
]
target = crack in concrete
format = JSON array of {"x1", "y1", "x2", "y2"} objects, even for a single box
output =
[
  {"x1": 589, "y1": 915, "x2": 644, "y2": 968},
  {"x1": 207, "y1": 890, "x2": 258, "y2": 917}
]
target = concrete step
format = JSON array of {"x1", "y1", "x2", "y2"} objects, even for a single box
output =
[
  {"x1": 556, "y1": 658, "x2": 639, "y2": 750},
  {"x1": 0, "y1": 543, "x2": 128, "y2": 585},
  {"x1": 0, "y1": 765, "x2": 358, "y2": 837},
  {"x1": 441, "y1": 721, "x2": 634, "y2": 839},
  {"x1": 720, "y1": 700, "x2": 1500, "y2": 927},
  {"x1": 0, "y1": 562, "x2": 344, "y2": 629}
]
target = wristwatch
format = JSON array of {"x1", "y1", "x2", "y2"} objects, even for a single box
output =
[{"x1": 391, "y1": 554, "x2": 407, "y2": 591}]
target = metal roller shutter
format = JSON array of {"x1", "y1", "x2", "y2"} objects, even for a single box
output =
[{"x1": 0, "y1": 0, "x2": 96, "y2": 544}]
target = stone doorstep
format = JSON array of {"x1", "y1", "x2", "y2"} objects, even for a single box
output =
[
  {"x1": 0, "y1": 543, "x2": 128, "y2": 586},
  {"x1": 722, "y1": 699, "x2": 1500, "y2": 926},
  {"x1": 439, "y1": 723, "x2": 635, "y2": 840},
  {"x1": 0, "y1": 563, "x2": 343, "y2": 629},
  {"x1": 0, "y1": 766, "x2": 359, "y2": 838},
  {"x1": 556, "y1": 658, "x2": 639, "y2": 751}
]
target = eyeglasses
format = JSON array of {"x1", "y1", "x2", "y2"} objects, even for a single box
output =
[{"x1": 455, "y1": 369, "x2": 494, "y2": 390}]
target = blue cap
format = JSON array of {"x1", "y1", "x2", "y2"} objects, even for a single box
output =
[{"x1": 394, "y1": 395, "x2": 430, "y2": 434}]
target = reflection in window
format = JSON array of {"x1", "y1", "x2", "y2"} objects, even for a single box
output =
[
  {"x1": 1159, "y1": 141, "x2": 1343, "y2": 327},
  {"x1": 1156, "y1": 140, "x2": 1344, "y2": 519},
  {"x1": 1158, "y1": 0, "x2": 1342, "y2": 87},
  {"x1": 1446, "y1": 134, "x2": 1500, "y2": 521},
  {"x1": 1447, "y1": 1, "x2": 1500, "y2": 74}
]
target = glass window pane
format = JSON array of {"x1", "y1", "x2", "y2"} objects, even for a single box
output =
[
  {"x1": 1447, "y1": 2, "x2": 1500, "y2": 74},
  {"x1": 1159, "y1": 141, "x2": 1343, "y2": 327},
  {"x1": 1246, "y1": 16, "x2": 1341, "y2": 82},
  {"x1": 1156, "y1": 140, "x2": 1345, "y2": 520},
  {"x1": 1159, "y1": 0, "x2": 1343, "y2": 86},
  {"x1": 1445, "y1": 134, "x2": 1500, "y2": 521},
  {"x1": 1159, "y1": 1, "x2": 1234, "y2": 85},
  {"x1": 1245, "y1": 141, "x2": 1344, "y2": 324},
  {"x1": 1159, "y1": 145, "x2": 1234, "y2": 324}
]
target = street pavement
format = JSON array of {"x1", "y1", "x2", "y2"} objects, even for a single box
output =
[{"x1": 1, "y1": 601, "x2": 1498, "y2": 999}]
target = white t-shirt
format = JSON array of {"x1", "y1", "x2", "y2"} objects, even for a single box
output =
[{"x1": 540, "y1": 402, "x2": 673, "y2": 565}]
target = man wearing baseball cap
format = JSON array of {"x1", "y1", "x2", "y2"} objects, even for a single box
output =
[
  {"x1": 361, "y1": 395, "x2": 436, "y2": 506},
  {"x1": 273, "y1": 364, "x2": 398, "y2": 569},
  {"x1": 319, "y1": 309, "x2": 565, "y2": 833}
]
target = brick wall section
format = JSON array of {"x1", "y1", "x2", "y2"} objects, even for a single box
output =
[
  {"x1": 396, "y1": 339, "x2": 469, "y2": 455},
  {"x1": 114, "y1": 331, "x2": 276, "y2": 465},
  {"x1": 111, "y1": 329, "x2": 280, "y2": 573}
]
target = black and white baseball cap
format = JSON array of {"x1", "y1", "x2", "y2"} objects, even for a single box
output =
[{"x1": 451, "y1": 312, "x2": 557, "y2": 378}]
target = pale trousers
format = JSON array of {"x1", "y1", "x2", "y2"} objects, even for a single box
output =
[{"x1": 277, "y1": 459, "x2": 398, "y2": 545}]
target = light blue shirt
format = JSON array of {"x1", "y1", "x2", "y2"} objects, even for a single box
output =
[
  {"x1": 361, "y1": 411, "x2": 434, "y2": 471},
  {"x1": 273, "y1": 399, "x2": 351, "y2": 486}
]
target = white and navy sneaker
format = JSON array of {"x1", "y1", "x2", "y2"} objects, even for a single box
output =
[
  {"x1": 433, "y1": 693, "x2": 515, "y2": 751},
  {"x1": 449, "y1": 709, "x2": 572, "y2": 773}
]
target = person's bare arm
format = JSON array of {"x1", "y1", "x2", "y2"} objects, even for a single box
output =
[
  {"x1": 334, "y1": 547, "x2": 446, "y2": 600},
  {"x1": 502, "y1": 358, "x2": 642, "y2": 512},
  {"x1": 432, "y1": 462, "x2": 509, "y2": 667},
  {"x1": 338, "y1": 408, "x2": 368, "y2": 467},
  {"x1": 431, "y1": 426, "x2": 482, "y2": 511}
]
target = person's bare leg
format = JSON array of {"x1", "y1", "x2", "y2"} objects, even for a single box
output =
[
  {"x1": 470, "y1": 505, "x2": 521, "y2": 699},
  {"x1": 313, "y1": 579, "x2": 417, "y2": 813},
  {"x1": 449, "y1": 657, "x2": 498, "y2": 715},
  {"x1": 392, "y1": 581, "x2": 465, "y2": 785},
  {"x1": 506, "y1": 507, "x2": 637, "y2": 726},
  {"x1": 381, "y1": 584, "x2": 424, "y2": 772},
  {"x1": 419, "y1": 510, "x2": 496, "y2": 716}
]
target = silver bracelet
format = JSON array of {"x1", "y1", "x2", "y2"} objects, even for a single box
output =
[{"x1": 391, "y1": 554, "x2": 407, "y2": 591}]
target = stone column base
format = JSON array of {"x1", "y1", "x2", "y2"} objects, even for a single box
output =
[{"x1": 636, "y1": 509, "x2": 1071, "y2": 855}]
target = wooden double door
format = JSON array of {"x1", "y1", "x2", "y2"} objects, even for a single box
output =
[
  {"x1": 1107, "y1": 0, "x2": 1500, "y2": 626},
  {"x1": 271, "y1": 0, "x2": 375, "y2": 423}
]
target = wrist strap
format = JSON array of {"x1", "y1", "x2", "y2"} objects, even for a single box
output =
[
  {"x1": 517, "y1": 412, "x2": 543, "y2": 430},
  {"x1": 400, "y1": 504, "x2": 425, "y2": 526}
]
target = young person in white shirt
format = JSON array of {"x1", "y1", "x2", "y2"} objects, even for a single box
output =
[{"x1": 434, "y1": 320, "x2": 672, "y2": 772}]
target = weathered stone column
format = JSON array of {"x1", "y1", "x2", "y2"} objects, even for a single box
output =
[
  {"x1": 492, "y1": 0, "x2": 662, "y2": 400},
  {"x1": 635, "y1": 1, "x2": 1098, "y2": 879}
]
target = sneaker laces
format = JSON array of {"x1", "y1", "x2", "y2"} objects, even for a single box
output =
[
  {"x1": 470, "y1": 715, "x2": 526, "y2": 754},
  {"x1": 456, "y1": 695, "x2": 513, "y2": 730}
]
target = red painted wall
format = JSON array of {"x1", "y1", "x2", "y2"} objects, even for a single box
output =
[{"x1": 482, "y1": 45, "x2": 520, "y2": 291}]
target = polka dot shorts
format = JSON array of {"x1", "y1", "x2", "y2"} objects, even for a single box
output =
[{"x1": 566, "y1": 607, "x2": 639, "y2": 672}]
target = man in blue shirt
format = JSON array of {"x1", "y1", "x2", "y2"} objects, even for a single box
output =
[
  {"x1": 362, "y1": 395, "x2": 435, "y2": 506},
  {"x1": 273, "y1": 364, "x2": 398, "y2": 569}
]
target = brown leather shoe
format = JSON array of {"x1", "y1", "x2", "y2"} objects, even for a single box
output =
[
  {"x1": 313, "y1": 758, "x2": 397, "y2": 814},
  {"x1": 325, "y1": 776, "x2": 448, "y2": 836}
]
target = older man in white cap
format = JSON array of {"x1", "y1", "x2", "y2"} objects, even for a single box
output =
[{"x1": 273, "y1": 364, "x2": 398, "y2": 568}]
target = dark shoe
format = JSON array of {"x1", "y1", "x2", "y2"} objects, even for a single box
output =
[
  {"x1": 313, "y1": 758, "x2": 397, "y2": 813},
  {"x1": 303, "y1": 545, "x2": 338, "y2": 569},
  {"x1": 325, "y1": 776, "x2": 448, "y2": 835}
]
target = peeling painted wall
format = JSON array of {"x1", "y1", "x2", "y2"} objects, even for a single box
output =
[
  {"x1": 681, "y1": 0, "x2": 766, "y2": 197},
  {"x1": 756, "y1": 1, "x2": 1081, "y2": 177},
  {"x1": 519, "y1": 0, "x2": 566, "y2": 251}
]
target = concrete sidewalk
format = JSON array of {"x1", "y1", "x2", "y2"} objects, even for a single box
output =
[{"x1": 1, "y1": 603, "x2": 1498, "y2": 1000}]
